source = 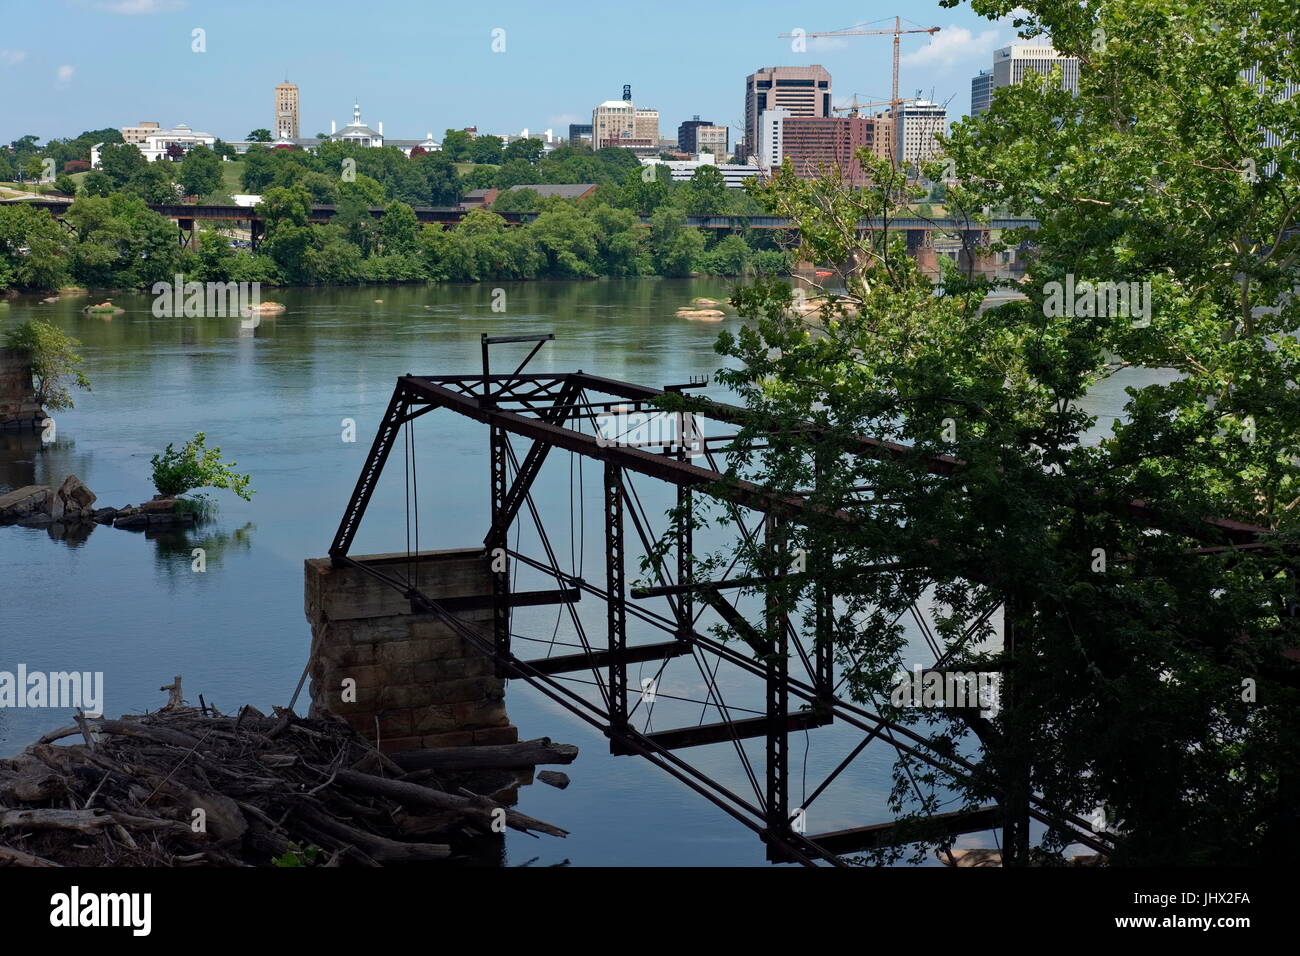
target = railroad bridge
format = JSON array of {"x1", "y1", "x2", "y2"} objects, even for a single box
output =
[
  {"x1": 15, "y1": 198, "x2": 1035, "y2": 273},
  {"x1": 307, "y1": 335, "x2": 1285, "y2": 866}
]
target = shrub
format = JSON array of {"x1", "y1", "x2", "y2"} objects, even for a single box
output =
[{"x1": 150, "y1": 432, "x2": 253, "y2": 500}]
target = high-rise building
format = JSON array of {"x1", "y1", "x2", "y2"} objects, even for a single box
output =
[
  {"x1": 568, "y1": 123, "x2": 593, "y2": 145},
  {"x1": 742, "y1": 65, "x2": 832, "y2": 162},
  {"x1": 894, "y1": 100, "x2": 947, "y2": 169},
  {"x1": 678, "y1": 116, "x2": 728, "y2": 155},
  {"x1": 677, "y1": 116, "x2": 710, "y2": 151},
  {"x1": 592, "y1": 98, "x2": 636, "y2": 148},
  {"x1": 696, "y1": 125, "x2": 729, "y2": 157},
  {"x1": 634, "y1": 108, "x2": 659, "y2": 144},
  {"x1": 971, "y1": 70, "x2": 993, "y2": 116},
  {"x1": 991, "y1": 43, "x2": 1079, "y2": 97},
  {"x1": 592, "y1": 88, "x2": 658, "y2": 152},
  {"x1": 756, "y1": 110, "x2": 886, "y2": 186},
  {"x1": 275, "y1": 82, "x2": 300, "y2": 141}
]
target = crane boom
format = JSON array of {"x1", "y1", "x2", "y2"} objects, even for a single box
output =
[{"x1": 777, "y1": 19, "x2": 940, "y2": 115}]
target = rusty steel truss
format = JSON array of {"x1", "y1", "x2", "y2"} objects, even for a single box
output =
[{"x1": 325, "y1": 336, "x2": 1281, "y2": 866}]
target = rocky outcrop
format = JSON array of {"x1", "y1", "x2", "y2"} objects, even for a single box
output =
[
  {"x1": 0, "y1": 485, "x2": 50, "y2": 521},
  {"x1": 0, "y1": 477, "x2": 193, "y2": 533},
  {"x1": 49, "y1": 475, "x2": 96, "y2": 521}
]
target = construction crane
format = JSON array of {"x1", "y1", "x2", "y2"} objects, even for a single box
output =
[
  {"x1": 831, "y1": 94, "x2": 897, "y2": 118},
  {"x1": 778, "y1": 18, "x2": 940, "y2": 118}
]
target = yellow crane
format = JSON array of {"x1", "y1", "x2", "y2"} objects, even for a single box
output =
[
  {"x1": 831, "y1": 95, "x2": 896, "y2": 118},
  {"x1": 778, "y1": 18, "x2": 940, "y2": 118}
]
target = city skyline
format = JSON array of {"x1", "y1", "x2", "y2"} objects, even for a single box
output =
[{"x1": 2, "y1": 0, "x2": 1029, "y2": 145}]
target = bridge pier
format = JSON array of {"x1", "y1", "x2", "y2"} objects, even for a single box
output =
[
  {"x1": 958, "y1": 230, "x2": 999, "y2": 279},
  {"x1": 304, "y1": 548, "x2": 517, "y2": 753},
  {"x1": 177, "y1": 218, "x2": 199, "y2": 250}
]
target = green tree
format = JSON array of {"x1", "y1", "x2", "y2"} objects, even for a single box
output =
[
  {"x1": 380, "y1": 201, "x2": 419, "y2": 255},
  {"x1": 0, "y1": 204, "x2": 69, "y2": 290},
  {"x1": 648, "y1": 206, "x2": 701, "y2": 275},
  {"x1": 126, "y1": 161, "x2": 177, "y2": 203},
  {"x1": 656, "y1": 0, "x2": 1300, "y2": 865},
  {"x1": 53, "y1": 174, "x2": 78, "y2": 197},
  {"x1": 178, "y1": 144, "x2": 222, "y2": 198},
  {"x1": 192, "y1": 230, "x2": 236, "y2": 283},
  {"x1": 684, "y1": 164, "x2": 728, "y2": 216},
  {"x1": 246, "y1": 129, "x2": 273, "y2": 143},
  {"x1": 440, "y1": 129, "x2": 473, "y2": 162},
  {"x1": 502, "y1": 138, "x2": 544, "y2": 165},
  {"x1": 98, "y1": 142, "x2": 147, "y2": 188},
  {"x1": 469, "y1": 135, "x2": 505, "y2": 165},
  {"x1": 528, "y1": 203, "x2": 600, "y2": 277},
  {"x1": 2, "y1": 321, "x2": 91, "y2": 410},
  {"x1": 258, "y1": 184, "x2": 314, "y2": 281},
  {"x1": 81, "y1": 170, "x2": 113, "y2": 197},
  {"x1": 240, "y1": 146, "x2": 277, "y2": 192}
]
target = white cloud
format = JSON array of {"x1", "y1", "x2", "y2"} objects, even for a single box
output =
[
  {"x1": 549, "y1": 113, "x2": 581, "y2": 128},
  {"x1": 96, "y1": 0, "x2": 186, "y2": 13},
  {"x1": 55, "y1": 65, "x2": 75, "y2": 89},
  {"x1": 901, "y1": 26, "x2": 1001, "y2": 70},
  {"x1": 0, "y1": 49, "x2": 26, "y2": 66}
]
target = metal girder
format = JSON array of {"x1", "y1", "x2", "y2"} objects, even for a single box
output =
[
  {"x1": 524, "y1": 640, "x2": 690, "y2": 676},
  {"x1": 329, "y1": 386, "x2": 409, "y2": 560},
  {"x1": 771, "y1": 805, "x2": 1004, "y2": 860},
  {"x1": 483, "y1": 379, "x2": 581, "y2": 549},
  {"x1": 489, "y1": 425, "x2": 510, "y2": 676},
  {"x1": 605, "y1": 461, "x2": 628, "y2": 735},
  {"x1": 326, "y1": 370, "x2": 1263, "y2": 868},
  {"x1": 412, "y1": 588, "x2": 580, "y2": 613},
  {"x1": 612, "y1": 709, "x2": 832, "y2": 753}
]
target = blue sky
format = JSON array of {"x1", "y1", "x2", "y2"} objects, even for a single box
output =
[{"x1": 0, "y1": 0, "x2": 1024, "y2": 145}]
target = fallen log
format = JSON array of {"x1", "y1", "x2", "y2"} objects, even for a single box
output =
[
  {"x1": 390, "y1": 738, "x2": 579, "y2": 773},
  {"x1": 334, "y1": 769, "x2": 568, "y2": 839}
]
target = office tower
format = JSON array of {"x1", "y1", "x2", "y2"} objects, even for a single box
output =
[
  {"x1": 971, "y1": 70, "x2": 993, "y2": 116},
  {"x1": 678, "y1": 116, "x2": 728, "y2": 155},
  {"x1": 741, "y1": 65, "x2": 832, "y2": 162},
  {"x1": 275, "y1": 82, "x2": 300, "y2": 141},
  {"x1": 894, "y1": 100, "x2": 947, "y2": 168},
  {"x1": 991, "y1": 43, "x2": 1079, "y2": 96}
]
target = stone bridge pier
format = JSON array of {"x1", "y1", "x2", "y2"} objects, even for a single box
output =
[{"x1": 304, "y1": 548, "x2": 518, "y2": 753}]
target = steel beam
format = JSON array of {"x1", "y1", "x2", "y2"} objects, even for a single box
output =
[
  {"x1": 489, "y1": 425, "x2": 510, "y2": 676},
  {"x1": 605, "y1": 461, "x2": 628, "y2": 736},
  {"x1": 329, "y1": 386, "x2": 409, "y2": 560},
  {"x1": 524, "y1": 640, "x2": 690, "y2": 677},
  {"x1": 614, "y1": 710, "x2": 831, "y2": 753}
]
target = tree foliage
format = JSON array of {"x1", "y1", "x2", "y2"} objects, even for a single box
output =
[
  {"x1": 655, "y1": 0, "x2": 1300, "y2": 865},
  {"x1": 150, "y1": 432, "x2": 253, "y2": 500},
  {"x1": 2, "y1": 320, "x2": 91, "y2": 411}
]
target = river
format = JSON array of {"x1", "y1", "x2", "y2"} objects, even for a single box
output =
[{"x1": 0, "y1": 278, "x2": 1169, "y2": 865}]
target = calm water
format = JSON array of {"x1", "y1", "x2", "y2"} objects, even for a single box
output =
[{"x1": 0, "y1": 280, "x2": 1167, "y2": 865}]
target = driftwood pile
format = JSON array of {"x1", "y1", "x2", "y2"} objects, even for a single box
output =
[{"x1": 0, "y1": 700, "x2": 573, "y2": 867}]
